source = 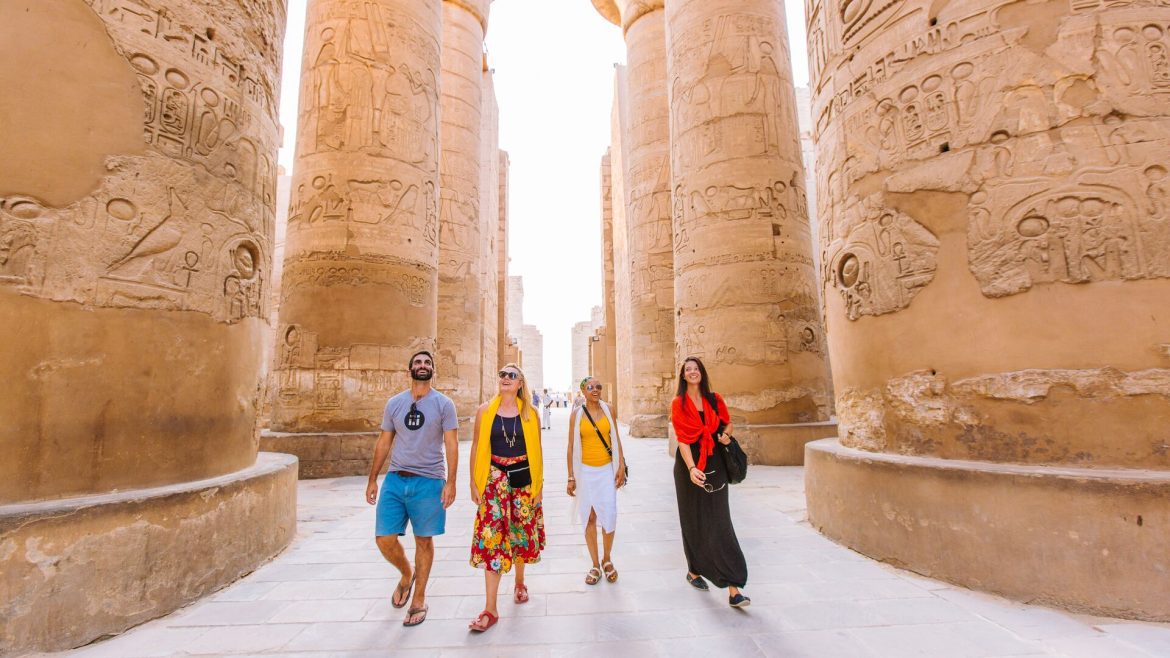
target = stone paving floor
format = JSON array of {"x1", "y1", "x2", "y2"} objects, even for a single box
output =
[{"x1": 41, "y1": 407, "x2": 1170, "y2": 657}]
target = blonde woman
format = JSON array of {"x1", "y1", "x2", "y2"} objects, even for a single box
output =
[
  {"x1": 567, "y1": 376, "x2": 626, "y2": 585},
  {"x1": 467, "y1": 363, "x2": 546, "y2": 632}
]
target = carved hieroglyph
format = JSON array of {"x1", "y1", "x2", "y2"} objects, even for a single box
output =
[
  {"x1": 666, "y1": 0, "x2": 832, "y2": 423},
  {"x1": 594, "y1": 1, "x2": 676, "y2": 436},
  {"x1": 0, "y1": 0, "x2": 285, "y2": 501},
  {"x1": 811, "y1": 0, "x2": 1170, "y2": 466},
  {"x1": 436, "y1": 0, "x2": 489, "y2": 431},
  {"x1": 272, "y1": 0, "x2": 441, "y2": 432}
]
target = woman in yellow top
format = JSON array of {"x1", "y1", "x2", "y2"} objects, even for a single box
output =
[
  {"x1": 467, "y1": 363, "x2": 545, "y2": 632},
  {"x1": 566, "y1": 376, "x2": 626, "y2": 585}
]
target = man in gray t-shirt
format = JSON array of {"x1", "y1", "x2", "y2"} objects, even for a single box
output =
[{"x1": 365, "y1": 350, "x2": 458, "y2": 627}]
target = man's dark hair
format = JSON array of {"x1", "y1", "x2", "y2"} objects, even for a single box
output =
[{"x1": 408, "y1": 350, "x2": 434, "y2": 369}]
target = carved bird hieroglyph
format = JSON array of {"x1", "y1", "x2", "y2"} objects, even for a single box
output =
[{"x1": 108, "y1": 188, "x2": 187, "y2": 273}]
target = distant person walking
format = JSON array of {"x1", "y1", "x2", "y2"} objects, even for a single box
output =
[
  {"x1": 467, "y1": 363, "x2": 546, "y2": 632},
  {"x1": 541, "y1": 388, "x2": 553, "y2": 429},
  {"x1": 365, "y1": 350, "x2": 459, "y2": 626},
  {"x1": 567, "y1": 376, "x2": 626, "y2": 585},
  {"x1": 670, "y1": 356, "x2": 750, "y2": 608}
]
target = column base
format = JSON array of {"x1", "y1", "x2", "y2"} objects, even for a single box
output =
[
  {"x1": 736, "y1": 420, "x2": 838, "y2": 465},
  {"x1": 628, "y1": 413, "x2": 669, "y2": 438},
  {"x1": 260, "y1": 430, "x2": 384, "y2": 478},
  {"x1": 0, "y1": 453, "x2": 298, "y2": 656},
  {"x1": 805, "y1": 439, "x2": 1170, "y2": 621}
]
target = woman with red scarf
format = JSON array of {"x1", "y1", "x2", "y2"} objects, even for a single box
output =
[{"x1": 670, "y1": 356, "x2": 750, "y2": 607}]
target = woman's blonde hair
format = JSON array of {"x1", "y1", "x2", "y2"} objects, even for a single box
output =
[{"x1": 501, "y1": 362, "x2": 534, "y2": 422}]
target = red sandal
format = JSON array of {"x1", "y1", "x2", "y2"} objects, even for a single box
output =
[
  {"x1": 468, "y1": 609, "x2": 498, "y2": 632},
  {"x1": 514, "y1": 582, "x2": 529, "y2": 604}
]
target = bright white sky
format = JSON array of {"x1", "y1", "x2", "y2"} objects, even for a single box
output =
[{"x1": 277, "y1": 0, "x2": 810, "y2": 391}]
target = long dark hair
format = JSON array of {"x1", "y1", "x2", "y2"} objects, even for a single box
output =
[{"x1": 675, "y1": 356, "x2": 714, "y2": 401}]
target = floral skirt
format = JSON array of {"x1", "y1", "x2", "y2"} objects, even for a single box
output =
[{"x1": 470, "y1": 455, "x2": 546, "y2": 574}]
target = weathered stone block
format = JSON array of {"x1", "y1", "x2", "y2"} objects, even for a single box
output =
[
  {"x1": 0, "y1": 453, "x2": 298, "y2": 656},
  {"x1": 806, "y1": 439, "x2": 1170, "y2": 621}
]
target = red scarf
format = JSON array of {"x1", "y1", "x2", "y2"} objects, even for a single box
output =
[{"x1": 671, "y1": 392, "x2": 729, "y2": 471}]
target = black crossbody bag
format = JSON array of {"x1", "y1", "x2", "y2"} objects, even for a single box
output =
[{"x1": 581, "y1": 407, "x2": 629, "y2": 486}]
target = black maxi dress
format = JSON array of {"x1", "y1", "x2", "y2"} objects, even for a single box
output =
[{"x1": 672, "y1": 413, "x2": 748, "y2": 589}]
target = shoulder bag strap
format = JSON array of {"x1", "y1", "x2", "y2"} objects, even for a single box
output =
[{"x1": 581, "y1": 407, "x2": 614, "y2": 457}]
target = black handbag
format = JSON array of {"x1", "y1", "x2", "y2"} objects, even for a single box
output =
[
  {"x1": 706, "y1": 394, "x2": 748, "y2": 485},
  {"x1": 582, "y1": 407, "x2": 629, "y2": 486}
]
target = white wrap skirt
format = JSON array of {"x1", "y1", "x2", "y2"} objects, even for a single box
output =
[{"x1": 575, "y1": 463, "x2": 618, "y2": 533}]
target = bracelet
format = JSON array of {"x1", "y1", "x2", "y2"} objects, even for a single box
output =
[{"x1": 567, "y1": 477, "x2": 576, "y2": 482}]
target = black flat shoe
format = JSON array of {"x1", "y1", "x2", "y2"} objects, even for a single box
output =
[
  {"x1": 729, "y1": 592, "x2": 751, "y2": 608},
  {"x1": 686, "y1": 573, "x2": 709, "y2": 591}
]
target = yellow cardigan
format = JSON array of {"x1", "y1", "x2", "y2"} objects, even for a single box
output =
[{"x1": 472, "y1": 395, "x2": 543, "y2": 497}]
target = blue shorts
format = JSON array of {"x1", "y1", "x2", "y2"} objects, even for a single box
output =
[{"x1": 375, "y1": 471, "x2": 446, "y2": 537}]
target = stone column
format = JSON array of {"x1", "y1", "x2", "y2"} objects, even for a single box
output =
[
  {"x1": 593, "y1": 1, "x2": 676, "y2": 436},
  {"x1": 480, "y1": 63, "x2": 501, "y2": 404},
  {"x1": 597, "y1": 150, "x2": 620, "y2": 412},
  {"x1": 497, "y1": 150, "x2": 514, "y2": 366},
  {"x1": 272, "y1": 0, "x2": 442, "y2": 432},
  {"x1": 0, "y1": 1, "x2": 295, "y2": 653},
  {"x1": 437, "y1": 0, "x2": 489, "y2": 435},
  {"x1": 609, "y1": 65, "x2": 635, "y2": 420},
  {"x1": 805, "y1": 0, "x2": 1170, "y2": 620},
  {"x1": 665, "y1": 0, "x2": 835, "y2": 464}
]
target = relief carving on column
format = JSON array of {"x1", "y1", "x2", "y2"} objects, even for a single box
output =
[
  {"x1": 0, "y1": 0, "x2": 284, "y2": 324},
  {"x1": 814, "y1": 1, "x2": 1170, "y2": 319}
]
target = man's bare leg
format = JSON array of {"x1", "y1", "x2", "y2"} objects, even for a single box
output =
[
  {"x1": 376, "y1": 534, "x2": 414, "y2": 605},
  {"x1": 406, "y1": 535, "x2": 434, "y2": 622}
]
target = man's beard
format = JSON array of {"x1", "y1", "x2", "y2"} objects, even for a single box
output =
[{"x1": 411, "y1": 368, "x2": 433, "y2": 381}]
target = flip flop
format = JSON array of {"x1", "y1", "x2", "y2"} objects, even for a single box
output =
[
  {"x1": 602, "y1": 560, "x2": 618, "y2": 583},
  {"x1": 391, "y1": 574, "x2": 415, "y2": 609},
  {"x1": 585, "y1": 567, "x2": 602, "y2": 585},
  {"x1": 514, "y1": 582, "x2": 529, "y2": 604},
  {"x1": 403, "y1": 604, "x2": 428, "y2": 626},
  {"x1": 468, "y1": 609, "x2": 498, "y2": 632}
]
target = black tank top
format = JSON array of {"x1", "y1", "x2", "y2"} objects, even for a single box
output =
[{"x1": 490, "y1": 413, "x2": 527, "y2": 457}]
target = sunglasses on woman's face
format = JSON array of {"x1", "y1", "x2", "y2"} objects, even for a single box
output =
[
  {"x1": 586, "y1": 383, "x2": 603, "y2": 391},
  {"x1": 498, "y1": 370, "x2": 520, "y2": 380}
]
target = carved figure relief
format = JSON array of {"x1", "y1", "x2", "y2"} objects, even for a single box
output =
[
  {"x1": 826, "y1": 201, "x2": 939, "y2": 320},
  {"x1": 297, "y1": 2, "x2": 439, "y2": 166},
  {"x1": 671, "y1": 13, "x2": 794, "y2": 170},
  {"x1": 968, "y1": 175, "x2": 1170, "y2": 297},
  {"x1": 2, "y1": 1, "x2": 282, "y2": 324}
]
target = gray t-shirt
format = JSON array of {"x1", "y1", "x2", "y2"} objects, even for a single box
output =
[{"x1": 381, "y1": 389, "x2": 458, "y2": 480}]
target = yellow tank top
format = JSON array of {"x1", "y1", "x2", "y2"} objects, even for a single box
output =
[{"x1": 579, "y1": 410, "x2": 613, "y2": 467}]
